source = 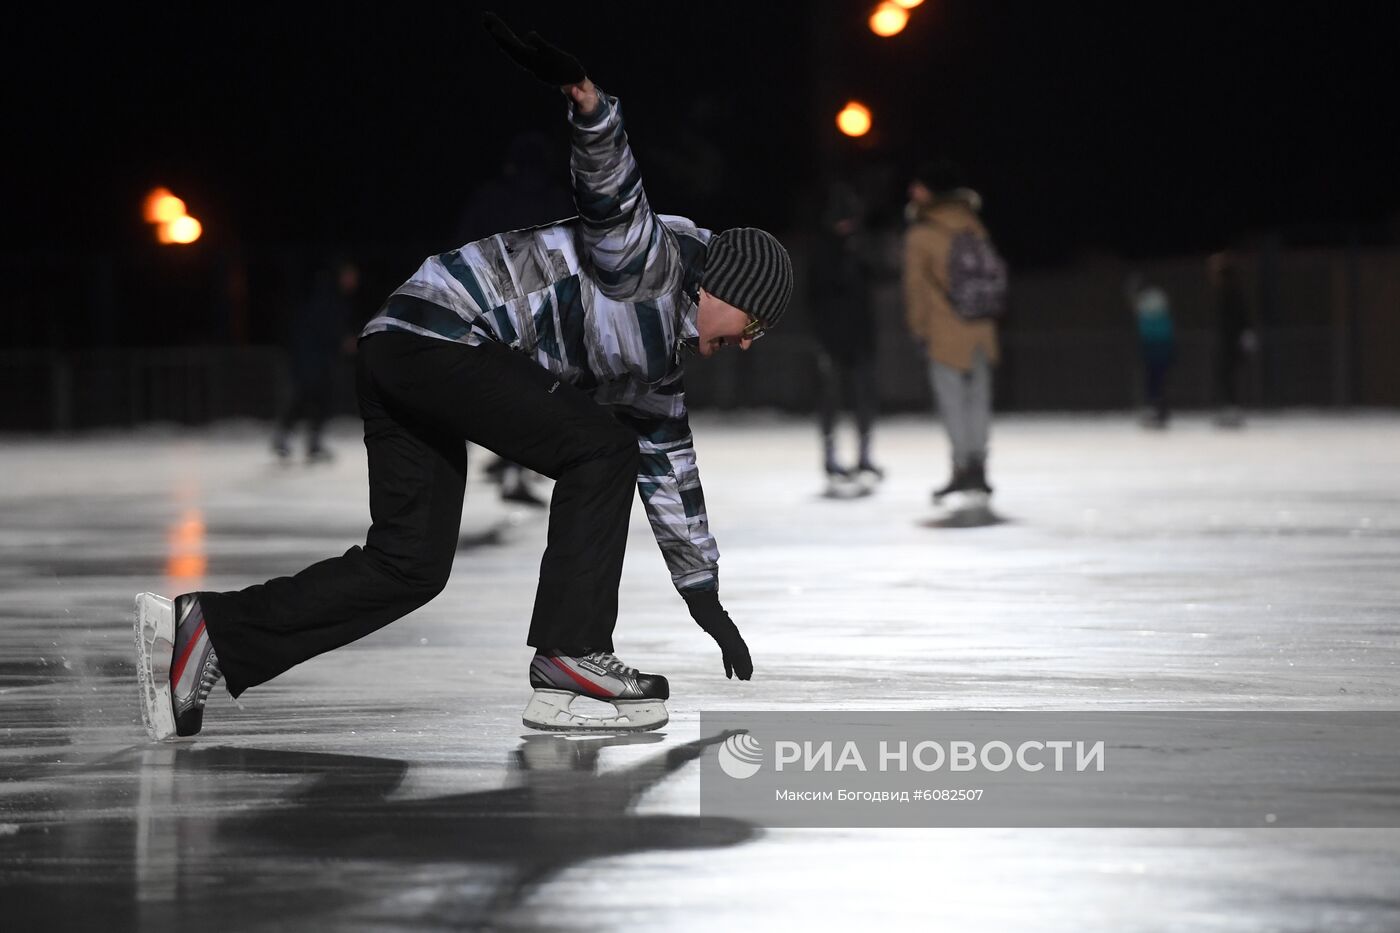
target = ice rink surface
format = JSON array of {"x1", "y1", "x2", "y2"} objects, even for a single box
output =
[{"x1": 3, "y1": 412, "x2": 1400, "y2": 932}]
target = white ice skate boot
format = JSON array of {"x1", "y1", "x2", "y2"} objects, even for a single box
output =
[
  {"x1": 135, "y1": 592, "x2": 223, "y2": 741},
  {"x1": 823, "y1": 460, "x2": 874, "y2": 500},
  {"x1": 522, "y1": 651, "x2": 669, "y2": 732}
]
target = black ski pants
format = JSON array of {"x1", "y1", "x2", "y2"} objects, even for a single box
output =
[{"x1": 201, "y1": 331, "x2": 640, "y2": 697}]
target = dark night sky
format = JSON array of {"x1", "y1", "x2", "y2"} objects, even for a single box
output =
[{"x1": 8, "y1": 1, "x2": 1399, "y2": 267}]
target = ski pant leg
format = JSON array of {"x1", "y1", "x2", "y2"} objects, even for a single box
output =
[
  {"x1": 1145, "y1": 358, "x2": 1170, "y2": 420},
  {"x1": 929, "y1": 358, "x2": 974, "y2": 469},
  {"x1": 370, "y1": 336, "x2": 639, "y2": 653},
  {"x1": 202, "y1": 336, "x2": 468, "y2": 696},
  {"x1": 851, "y1": 353, "x2": 878, "y2": 449},
  {"x1": 303, "y1": 369, "x2": 335, "y2": 451},
  {"x1": 274, "y1": 364, "x2": 303, "y2": 439},
  {"x1": 1217, "y1": 342, "x2": 1242, "y2": 408},
  {"x1": 966, "y1": 348, "x2": 993, "y2": 460},
  {"x1": 201, "y1": 331, "x2": 639, "y2": 695},
  {"x1": 815, "y1": 349, "x2": 841, "y2": 441}
]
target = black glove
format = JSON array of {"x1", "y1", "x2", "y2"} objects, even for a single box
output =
[
  {"x1": 682, "y1": 590, "x2": 753, "y2": 681},
  {"x1": 483, "y1": 12, "x2": 586, "y2": 86}
]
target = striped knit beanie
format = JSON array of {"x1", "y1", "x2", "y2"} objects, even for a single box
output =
[{"x1": 701, "y1": 227, "x2": 794, "y2": 328}]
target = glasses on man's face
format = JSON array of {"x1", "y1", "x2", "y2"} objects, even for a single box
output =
[{"x1": 741, "y1": 316, "x2": 766, "y2": 342}]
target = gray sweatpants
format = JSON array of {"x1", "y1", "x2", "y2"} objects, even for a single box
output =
[{"x1": 929, "y1": 348, "x2": 993, "y2": 469}]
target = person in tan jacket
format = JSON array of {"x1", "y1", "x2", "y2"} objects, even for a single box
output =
[{"x1": 903, "y1": 159, "x2": 1004, "y2": 501}]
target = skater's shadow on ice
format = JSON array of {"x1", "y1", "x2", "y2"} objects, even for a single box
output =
[
  {"x1": 920, "y1": 505, "x2": 1010, "y2": 529},
  {"x1": 0, "y1": 733, "x2": 755, "y2": 930}
]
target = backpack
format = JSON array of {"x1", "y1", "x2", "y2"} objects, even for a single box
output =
[{"x1": 941, "y1": 228, "x2": 1008, "y2": 321}]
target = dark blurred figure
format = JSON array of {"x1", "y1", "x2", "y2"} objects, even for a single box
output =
[
  {"x1": 456, "y1": 131, "x2": 576, "y2": 241},
  {"x1": 457, "y1": 133, "x2": 577, "y2": 506},
  {"x1": 904, "y1": 160, "x2": 1005, "y2": 503},
  {"x1": 645, "y1": 97, "x2": 731, "y2": 216},
  {"x1": 810, "y1": 176, "x2": 881, "y2": 486},
  {"x1": 1208, "y1": 250, "x2": 1257, "y2": 428},
  {"x1": 1126, "y1": 272, "x2": 1175, "y2": 429},
  {"x1": 273, "y1": 259, "x2": 360, "y2": 463}
]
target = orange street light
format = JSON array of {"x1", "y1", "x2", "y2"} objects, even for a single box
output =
[
  {"x1": 158, "y1": 215, "x2": 203, "y2": 245},
  {"x1": 837, "y1": 102, "x2": 872, "y2": 137},
  {"x1": 166, "y1": 508, "x2": 207, "y2": 579},
  {"x1": 143, "y1": 187, "x2": 187, "y2": 224},
  {"x1": 869, "y1": 2, "x2": 910, "y2": 37},
  {"x1": 892, "y1": 0, "x2": 925, "y2": 8}
]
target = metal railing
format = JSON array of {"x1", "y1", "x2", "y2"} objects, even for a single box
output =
[{"x1": 0, "y1": 323, "x2": 1363, "y2": 433}]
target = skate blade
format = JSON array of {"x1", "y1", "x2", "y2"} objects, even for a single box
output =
[
  {"x1": 822, "y1": 479, "x2": 873, "y2": 500},
  {"x1": 134, "y1": 593, "x2": 177, "y2": 742},
  {"x1": 934, "y1": 490, "x2": 990, "y2": 510},
  {"x1": 522, "y1": 689, "x2": 669, "y2": 733}
]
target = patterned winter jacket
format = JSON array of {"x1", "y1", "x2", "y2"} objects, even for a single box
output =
[{"x1": 361, "y1": 90, "x2": 718, "y2": 593}]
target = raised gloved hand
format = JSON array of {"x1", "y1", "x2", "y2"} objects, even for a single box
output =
[
  {"x1": 682, "y1": 590, "x2": 753, "y2": 681},
  {"x1": 483, "y1": 12, "x2": 586, "y2": 86}
]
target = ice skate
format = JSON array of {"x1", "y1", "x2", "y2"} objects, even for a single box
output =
[
  {"x1": 500, "y1": 473, "x2": 548, "y2": 508},
  {"x1": 523, "y1": 651, "x2": 669, "y2": 732},
  {"x1": 965, "y1": 456, "x2": 993, "y2": 498},
  {"x1": 134, "y1": 592, "x2": 223, "y2": 741},
  {"x1": 855, "y1": 459, "x2": 885, "y2": 483},
  {"x1": 854, "y1": 459, "x2": 885, "y2": 495},
  {"x1": 305, "y1": 444, "x2": 335, "y2": 465},
  {"x1": 822, "y1": 459, "x2": 873, "y2": 499},
  {"x1": 932, "y1": 457, "x2": 994, "y2": 517},
  {"x1": 501, "y1": 483, "x2": 548, "y2": 507},
  {"x1": 1139, "y1": 408, "x2": 1169, "y2": 430},
  {"x1": 931, "y1": 466, "x2": 972, "y2": 504},
  {"x1": 1214, "y1": 406, "x2": 1245, "y2": 429},
  {"x1": 951, "y1": 488, "x2": 991, "y2": 511}
]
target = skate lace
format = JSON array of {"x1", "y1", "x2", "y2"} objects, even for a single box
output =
[
  {"x1": 584, "y1": 651, "x2": 638, "y2": 677},
  {"x1": 196, "y1": 652, "x2": 224, "y2": 706}
]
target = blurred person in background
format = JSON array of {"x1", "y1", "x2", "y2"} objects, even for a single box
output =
[
  {"x1": 272, "y1": 258, "x2": 361, "y2": 463},
  {"x1": 1208, "y1": 250, "x2": 1256, "y2": 428},
  {"x1": 135, "y1": 15, "x2": 793, "y2": 741},
  {"x1": 456, "y1": 132, "x2": 575, "y2": 242},
  {"x1": 903, "y1": 159, "x2": 1006, "y2": 504},
  {"x1": 809, "y1": 174, "x2": 881, "y2": 491},
  {"x1": 644, "y1": 96, "x2": 730, "y2": 214},
  {"x1": 1126, "y1": 272, "x2": 1175, "y2": 429},
  {"x1": 457, "y1": 132, "x2": 578, "y2": 506}
]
